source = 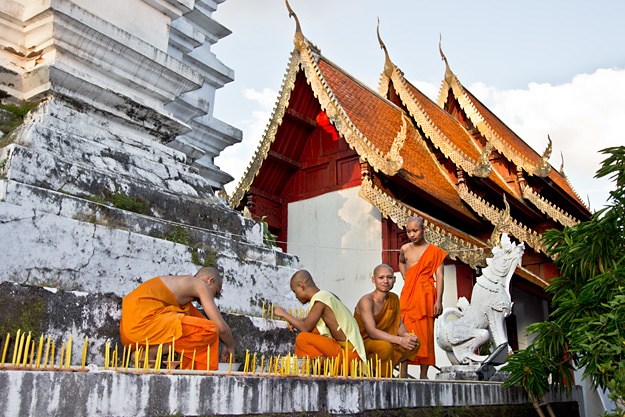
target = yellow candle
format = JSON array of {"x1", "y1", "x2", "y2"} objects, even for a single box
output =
[
  {"x1": 135, "y1": 342, "x2": 139, "y2": 371},
  {"x1": 66, "y1": 335, "x2": 72, "y2": 369},
  {"x1": 143, "y1": 339, "x2": 149, "y2": 370},
  {"x1": 206, "y1": 345, "x2": 210, "y2": 373},
  {"x1": 21, "y1": 332, "x2": 31, "y2": 367},
  {"x1": 270, "y1": 303, "x2": 274, "y2": 320},
  {"x1": 81, "y1": 337, "x2": 88, "y2": 369},
  {"x1": 228, "y1": 352, "x2": 232, "y2": 374},
  {"x1": 252, "y1": 352, "x2": 257, "y2": 374},
  {"x1": 179, "y1": 349, "x2": 184, "y2": 370},
  {"x1": 1, "y1": 333, "x2": 10, "y2": 366},
  {"x1": 261, "y1": 301, "x2": 265, "y2": 318},
  {"x1": 114, "y1": 344, "x2": 118, "y2": 371},
  {"x1": 28, "y1": 341, "x2": 35, "y2": 368},
  {"x1": 260, "y1": 355, "x2": 264, "y2": 376},
  {"x1": 166, "y1": 344, "x2": 171, "y2": 371},
  {"x1": 244, "y1": 349, "x2": 249, "y2": 374},
  {"x1": 191, "y1": 349, "x2": 196, "y2": 371},
  {"x1": 155, "y1": 344, "x2": 163, "y2": 372},
  {"x1": 35, "y1": 334, "x2": 44, "y2": 368},
  {"x1": 50, "y1": 342, "x2": 55, "y2": 369},
  {"x1": 59, "y1": 344, "x2": 65, "y2": 369},
  {"x1": 104, "y1": 342, "x2": 110, "y2": 370},
  {"x1": 121, "y1": 345, "x2": 127, "y2": 369},
  {"x1": 11, "y1": 329, "x2": 20, "y2": 366},
  {"x1": 172, "y1": 336, "x2": 175, "y2": 364},
  {"x1": 125, "y1": 345, "x2": 131, "y2": 372}
]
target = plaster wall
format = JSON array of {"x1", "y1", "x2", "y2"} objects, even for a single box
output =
[
  {"x1": 77, "y1": 0, "x2": 171, "y2": 51},
  {"x1": 287, "y1": 187, "x2": 383, "y2": 312}
]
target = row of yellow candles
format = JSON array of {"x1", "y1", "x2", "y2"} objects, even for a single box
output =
[
  {"x1": 260, "y1": 302, "x2": 310, "y2": 321},
  {"x1": 1, "y1": 330, "x2": 89, "y2": 370},
  {"x1": 2, "y1": 331, "x2": 398, "y2": 380}
]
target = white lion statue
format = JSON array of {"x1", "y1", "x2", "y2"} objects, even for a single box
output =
[{"x1": 436, "y1": 233, "x2": 524, "y2": 365}]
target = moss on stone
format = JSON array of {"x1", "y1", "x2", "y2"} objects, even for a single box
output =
[
  {"x1": 110, "y1": 192, "x2": 147, "y2": 214},
  {"x1": 0, "y1": 101, "x2": 38, "y2": 136},
  {"x1": 0, "y1": 296, "x2": 47, "y2": 336}
]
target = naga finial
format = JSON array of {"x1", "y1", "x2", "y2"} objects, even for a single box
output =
[
  {"x1": 285, "y1": 0, "x2": 304, "y2": 44},
  {"x1": 439, "y1": 34, "x2": 454, "y2": 86},
  {"x1": 487, "y1": 194, "x2": 511, "y2": 248},
  {"x1": 377, "y1": 18, "x2": 394, "y2": 77},
  {"x1": 533, "y1": 134, "x2": 553, "y2": 177},
  {"x1": 475, "y1": 143, "x2": 494, "y2": 177}
]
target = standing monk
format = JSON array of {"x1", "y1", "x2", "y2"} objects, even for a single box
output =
[
  {"x1": 120, "y1": 267, "x2": 235, "y2": 371},
  {"x1": 354, "y1": 264, "x2": 420, "y2": 378},
  {"x1": 399, "y1": 216, "x2": 447, "y2": 379},
  {"x1": 274, "y1": 270, "x2": 366, "y2": 369}
]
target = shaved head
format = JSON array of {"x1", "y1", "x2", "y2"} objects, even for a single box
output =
[
  {"x1": 290, "y1": 270, "x2": 314, "y2": 288},
  {"x1": 373, "y1": 264, "x2": 394, "y2": 277},
  {"x1": 195, "y1": 267, "x2": 222, "y2": 285},
  {"x1": 406, "y1": 216, "x2": 424, "y2": 229}
]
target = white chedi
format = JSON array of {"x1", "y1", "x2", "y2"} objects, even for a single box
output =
[{"x1": 436, "y1": 233, "x2": 525, "y2": 365}]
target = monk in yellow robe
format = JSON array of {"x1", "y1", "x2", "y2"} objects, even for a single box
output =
[
  {"x1": 120, "y1": 267, "x2": 234, "y2": 371},
  {"x1": 274, "y1": 270, "x2": 366, "y2": 370},
  {"x1": 399, "y1": 216, "x2": 447, "y2": 379},
  {"x1": 354, "y1": 264, "x2": 420, "y2": 378}
]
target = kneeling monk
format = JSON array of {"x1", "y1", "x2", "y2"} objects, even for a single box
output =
[
  {"x1": 120, "y1": 267, "x2": 234, "y2": 371},
  {"x1": 354, "y1": 264, "x2": 420, "y2": 378},
  {"x1": 274, "y1": 270, "x2": 365, "y2": 369}
]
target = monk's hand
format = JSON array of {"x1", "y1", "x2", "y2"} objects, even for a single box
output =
[
  {"x1": 400, "y1": 335, "x2": 419, "y2": 350},
  {"x1": 433, "y1": 300, "x2": 443, "y2": 317},
  {"x1": 273, "y1": 306, "x2": 287, "y2": 319},
  {"x1": 221, "y1": 344, "x2": 234, "y2": 363}
]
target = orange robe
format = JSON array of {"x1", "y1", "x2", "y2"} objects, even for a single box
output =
[
  {"x1": 354, "y1": 292, "x2": 419, "y2": 377},
  {"x1": 120, "y1": 277, "x2": 219, "y2": 371},
  {"x1": 400, "y1": 244, "x2": 447, "y2": 366}
]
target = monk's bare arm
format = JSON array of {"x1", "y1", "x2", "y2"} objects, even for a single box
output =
[
  {"x1": 274, "y1": 302, "x2": 324, "y2": 333},
  {"x1": 398, "y1": 246, "x2": 407, "y2": 279},
  {"x1": 193, "y1": 279, "x2": 235, "y2": 358},
  {"x1": 357, "y1": 296, "x2": 400, "y2": 345},
  {"x1": 433, "y1": 262, "x2": 444, "y2": 317}
]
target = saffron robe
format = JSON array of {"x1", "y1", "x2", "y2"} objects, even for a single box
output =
[
  {"x1": 120, "y1": 277, "x2": 219, "y2": 371},
  {"x1": 295, "y1": 290, "x2": 366, "y2": 364},
  {"x1": 354, "y1": 292, "x2": 419, "y2": 377},
  {"x1": 400, "y1": 244, "x2": 447, "y2": 366}
]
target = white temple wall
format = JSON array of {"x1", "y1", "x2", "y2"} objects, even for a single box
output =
[
  {"x1": 510, "y1": 286, "x2": 550, "y2": 349},
  {"x1": 287, "y1": 187, "x2": 383, "y2": 312}
]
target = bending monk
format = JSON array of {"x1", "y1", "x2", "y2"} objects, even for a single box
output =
[
  {"x1": 120, "y1": 267, "x2": 234, "y2": 371},
  {"x1": 274, "y1": 270, "x2": 366, "y2": 369},
  {"x1": 354, "y1": 264, "x2": 420, "y2": 378},
  {"x1": 399, "y1": 216, "x2": 447, "y2": 379}
]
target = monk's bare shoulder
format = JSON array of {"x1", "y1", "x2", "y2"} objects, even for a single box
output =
[{"x1": 355, "y1": 292, "x2": 374, "y2": 315}]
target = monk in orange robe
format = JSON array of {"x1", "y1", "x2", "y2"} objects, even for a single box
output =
[
  {"x1": 399, "y1": 216, "x2": 447, "y2": 379},
  {"x1": 354, "y1": 264, "x2": 420, "y2": 378},
  {"x1": 120, "y1": 267, "x2": 234, "y2": 371},
  {"x1": 274, "y1": 270, "x2": 366, "y2": 371}
]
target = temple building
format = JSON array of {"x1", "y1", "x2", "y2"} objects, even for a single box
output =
[{"x1": 230, "y1": 13, "x2": 591, "y2": 374}]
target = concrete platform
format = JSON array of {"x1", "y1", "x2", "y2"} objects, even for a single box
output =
[{"x1": 0, "y1": 369, "x2": 584, "y2": 416}]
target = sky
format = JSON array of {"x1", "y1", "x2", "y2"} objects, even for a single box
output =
[{"x1": 212, "y1": 0, "x2": 625, "y2": 211}]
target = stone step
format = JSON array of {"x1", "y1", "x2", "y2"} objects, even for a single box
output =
[
  {"x1": 0, "y1": 201, "x2": 299, "y2": 316},
  {"x1": 0, "y1": 144, "x2": 249, "y2": 231},
  {"x1": 0, "y1": 179, "x2": 296, "y2": 268}
]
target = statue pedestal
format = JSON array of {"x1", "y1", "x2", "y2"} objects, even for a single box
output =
[{"x1": 435, "y1": 365, "x2": 509, "y2": 382}]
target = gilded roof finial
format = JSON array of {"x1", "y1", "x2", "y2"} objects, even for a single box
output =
[
  {"x1": 534, "y1": 134, "x2": 553, "y2": 176},
  {"x1": 377, "y1": 18, "x2": 394, "y2": 77},
  {"x1": 475, "y1": 142, "x2": 494, "y2": 177},
  {"x1": 439, "y1": 34, "x2": 454, "y2": 86},
  {"x1": 487, "y1": 194, "x2": 511, "y2": 248},
  {"x1": 285, "y1": 0, "x2": 305, "y2": 45},
  {"x1": 559, "y1": 151, "x2": 566, "y2": 177}
]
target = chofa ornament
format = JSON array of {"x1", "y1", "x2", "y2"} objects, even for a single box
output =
[{"x1": 436, "y1": 233, "x2": 525, "y2": 365}]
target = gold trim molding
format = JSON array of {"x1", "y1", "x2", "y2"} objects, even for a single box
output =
[
  {"x1": 359, "y1": 177, "x2": 487, "y2": 268},
  {"x1": 457, "y1": 182, "x2": 549, "y2": 255},
  {"x1": 229, "y1": 50, "x2": 301, "y2": 209},
  {"x1": 521, "y1": 184, "x2": 579, "y2": 227},
  {"x1": 436, "y1": 72, "x2": 552, "y2": 178},
  {"x1": 298, "y1": 41, "x2": 404, "y2": 176},
  {"x1": 390, "y1": 67, "x2": 491, "y2": 178}
]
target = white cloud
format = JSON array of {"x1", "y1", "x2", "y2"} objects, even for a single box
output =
[{"x1": 243, "y1": 87, "x2": 278, "y2": 109}]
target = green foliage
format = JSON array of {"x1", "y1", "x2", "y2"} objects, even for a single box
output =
[
  {"x1": 165, "y1": 226, "x2": 190, "y2": 245},
  {"x1": 0, "y1": 101, "x2": 39, "y2": 135},
  {"x1": 503, "y1": 146, "x2": 625, "y2": 415},
  {"x1": 110, "y1": 192, "x2": 146, "y2": 214},
  {"x1": 191, "y1": 249, "x2": 217, "y2": 268}
]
